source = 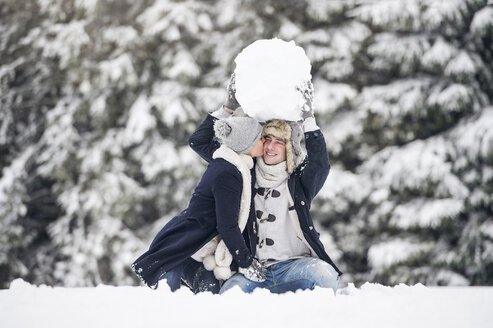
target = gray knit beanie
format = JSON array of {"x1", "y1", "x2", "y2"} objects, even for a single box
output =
[{"x1": 214, "y1": 117, "x2": 263, "y2": 153}]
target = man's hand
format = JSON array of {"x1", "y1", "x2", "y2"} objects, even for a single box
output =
[
  {"x1": 296, "y1": 80, "x2": 314, "y2": 120},
  {"x1": 224, "y1": 73, "x2": 241, "y2": 112},
  {"x1": 238, "y1": 258, "x2": 267, "y2": 282}
]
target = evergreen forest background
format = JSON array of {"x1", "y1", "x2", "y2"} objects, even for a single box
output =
[{"x1": 1, "y1": 0, "x2": 493, "y2": 288}]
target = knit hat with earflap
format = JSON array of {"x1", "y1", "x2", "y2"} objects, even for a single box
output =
[
  {"x1": 262, "y1": 119, "x2": 306, "y2": 174},
  {"x1": 214, "y1": 117, "x2": 262, "y2": 153}
]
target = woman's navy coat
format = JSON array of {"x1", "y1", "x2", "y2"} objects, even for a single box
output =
[
  {"x1": 132, "y1": 139, "x2": 255, "y2": 288},
  {"x1": 188, "y1": 114, "x2": 342, "y2": 276}
]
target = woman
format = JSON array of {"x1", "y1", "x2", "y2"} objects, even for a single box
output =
[{"x1": 132, "y1": 116, "x2": 265, "y2": 293}]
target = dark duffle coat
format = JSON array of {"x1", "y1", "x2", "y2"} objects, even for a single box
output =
[
  {"x1": 188, "y1": 114, "x2": 343, "y2": 276},
  {"x1": 132, "y1": 147, "x2": 255, "y2": 288}
]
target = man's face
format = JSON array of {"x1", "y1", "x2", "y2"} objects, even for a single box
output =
[{"x1": 263, "y1": 134, "x2": 286, "y2": 165}]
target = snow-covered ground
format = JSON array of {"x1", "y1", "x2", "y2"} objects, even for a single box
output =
[{"x1": 1, "y1": 279, "x2": 492, "y2": 328}]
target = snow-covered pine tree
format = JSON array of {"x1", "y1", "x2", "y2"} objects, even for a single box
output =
[
  {"x1": 0, "y1": 0, "x2": 65, "y2": 287},
  {"x1": 0, "y1": 0, "x2": 222, "y2": 287},
  {"x1": 313, "y1": 0, "x2": 493, "y2": 286}
]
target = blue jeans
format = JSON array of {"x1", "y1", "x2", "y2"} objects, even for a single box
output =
[
  {"x1": 158, "y1": 258, "x2": 220, "y2": 294},
  {"x1": 220, "y1": 258, "x2": 340, "y2": 294}
]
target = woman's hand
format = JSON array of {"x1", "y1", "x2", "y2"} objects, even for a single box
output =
[
  {"x1": 224, "y1": 73, "x2": 240, "y2": 112},
  {"x1": 238, "y1": 258, "x2": 267, "y2": 282}
]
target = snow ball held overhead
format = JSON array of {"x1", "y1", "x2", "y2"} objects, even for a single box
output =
[{"x1": 234, "y1": 39, "x2": 312, "y2": 122}]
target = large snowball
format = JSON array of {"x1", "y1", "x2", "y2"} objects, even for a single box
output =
[{"x1": 234, "y1": 39, "x2": 312, "y2": 122}]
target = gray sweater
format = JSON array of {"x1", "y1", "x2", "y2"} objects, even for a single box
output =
[{"x1": 254, "y1": 180, "x2": 311, "y2": 266}]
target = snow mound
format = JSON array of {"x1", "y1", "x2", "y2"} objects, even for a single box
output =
[
  {"x1": 2, "y1": 279, "x2": 493, "y2": 328},
  {"x1": 234, "y1": 38, "x2": 312, "y2": 122}
]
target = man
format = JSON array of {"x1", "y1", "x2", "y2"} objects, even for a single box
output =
[{"x1": 188, "y1": 75, "x2": 342, "y2": 294}]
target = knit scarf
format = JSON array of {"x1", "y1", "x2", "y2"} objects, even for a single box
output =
[
  {"x1": 191, "y1": 145, "x2": 253, "y2": 280},
  {"x1": 255, "y1": 157, "x2": 290, "y2": 188}
]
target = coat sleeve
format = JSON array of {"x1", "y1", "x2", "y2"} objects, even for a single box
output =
[
  {"x1": 213, "y1": 169, "x2": 253, "y2": 268},
  {"x1": 188, "y1": 114, "x2": 221, "y2": 163},
  {"x1": 298, "y1": 129, "x2": 330, "y2": 202}
]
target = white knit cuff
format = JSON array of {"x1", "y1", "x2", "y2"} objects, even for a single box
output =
[
  {"x1": 210, "y1": 106, "x2": 233, "y2": 119},
  {"x1": 303, "y1": 117, "x2": 319, "y2": 132}
]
